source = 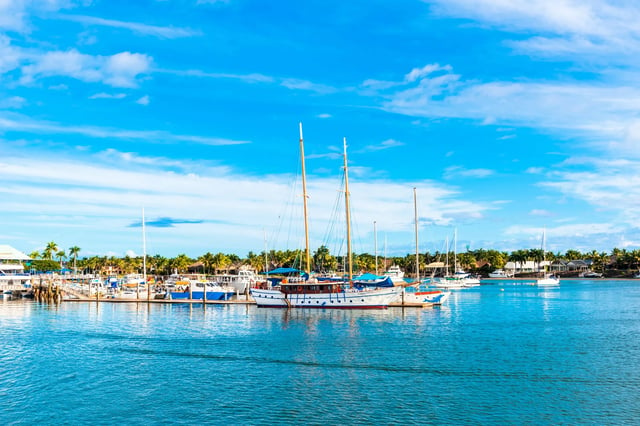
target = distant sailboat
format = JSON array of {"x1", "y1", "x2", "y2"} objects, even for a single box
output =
[
  {"x1": 401, "y1": 188, "x2": 450, "y2": 306},
  {"x1": 250, "y1": 124, "x2": 401, "y2": 308},
  {"x1": 537, "y1": 228, "x2": 559, "y2": 286}
]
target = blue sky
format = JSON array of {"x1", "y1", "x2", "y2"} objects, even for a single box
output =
[{"x1": 2, "y1": 0, "x2": 640, "y2": 259}]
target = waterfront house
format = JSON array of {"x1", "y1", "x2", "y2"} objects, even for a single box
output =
[{"x1": 504, "y1": 260, "x2": 551, "y2": 274}]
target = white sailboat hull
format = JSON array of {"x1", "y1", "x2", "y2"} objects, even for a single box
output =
[
  {"x1": 433, "y1": 278, "x2": 467, "y2": 289},
  {"x1": 399, "y1": 288, "x2": 450, "y2": 305},
  {"x1": 537, "y1": 276, "x2": 560, "y2": 286},
  {"x1": 250, "y1": 286, "x2": 402, "y2": 309}
]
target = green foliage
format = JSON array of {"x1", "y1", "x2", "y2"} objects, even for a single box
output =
[{"x1": 29, "y1": 259, "x2": 62, "y2": 272}]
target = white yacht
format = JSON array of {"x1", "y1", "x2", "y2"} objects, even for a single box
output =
[
  {"x1": 212, "y1": 269, "x2": 259, "y2": 294},
  {"x1": 384, "y1": 265, "x2": 405, "y2": 284},
  {"x1": 488, "y1": 269, "x2": 512, "y2": 278}
]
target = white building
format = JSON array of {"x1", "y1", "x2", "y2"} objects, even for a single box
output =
[
  {"x1": 0, "y1": 245, "x2": 32, "y2": 286},
  {"x1": 504, "y1": 260, "x2": 551, "y2": 274}
]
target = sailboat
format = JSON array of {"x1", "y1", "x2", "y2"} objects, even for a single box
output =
[
  {"x1": 401, "y1": 188, "x2": 450, "y2": 306},
  {"x1": 536, "y1": 228, "x2": 560, "y2": 286},
  {"x1": 250, "y1": 125, "x2": 401, "y2": 308},
  {"x1": 434, "y1": 229, "x2": 466, "y2": 289}
]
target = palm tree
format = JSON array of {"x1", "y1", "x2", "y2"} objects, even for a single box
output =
[
  {"x1": 69, "y1": 246, "x2": 81, "y2": 275},
  {"x1": 199, "y1": 252, "x2": 215, "y2": 274},
  {"x1": 529, "y1": 248, "x2": 544, "y2": 274},
  {"x1": 56, "y1": 249, "x2": 67, "y2": 269},
  {"x1": 509, "y1": 250, "x2": 527, "y2": 276},
  {"x1": 44, "y1": 241, "x2": 58, "y2": 260},
  {"x1": 312, "y1": 245, "x2": 337, "y2": 273},
  {"x1": 171, "y1": 254, "x2": 192, "y2": 274},
  {"x1": 211, "y1": 252, "x2": 231, "y2": 274},
  {"x1": 29, "y1": 251, "x2": 41, "y2": 260}
]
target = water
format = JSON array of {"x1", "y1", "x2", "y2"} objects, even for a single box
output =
[{"x1": 2, "y1": 280, "x2": 640, "y2": 424}]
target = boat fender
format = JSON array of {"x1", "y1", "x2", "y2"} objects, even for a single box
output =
[{"x1": 297, "y1": 286, "x2": 303, "y2": 292}]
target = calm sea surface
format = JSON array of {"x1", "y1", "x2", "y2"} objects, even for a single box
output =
[{"x1": 1, "y1": 280, "x2": 640, "y2": 425}]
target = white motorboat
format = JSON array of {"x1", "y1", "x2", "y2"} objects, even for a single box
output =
[
  {"x1": 537, "y1": 275, "x2": 560, "y2": 286},
  {"x1": 384, "y1": 265, "x2": 405, "y2": 284},
  {"x1": 488, "y1": 269, "x2": 512, "y2": 278},
  {"x1": 211, "y1": 269, "x2": 258, "y2": 294}
]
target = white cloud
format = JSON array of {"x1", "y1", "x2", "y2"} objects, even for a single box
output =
[
  {"x1": 444, "y1": 166, "x2": 495, "y2": 179},
  {"x1": 0, "y1": 35, "x2": 21, "y2": 73},
  {"x1": 280, "y1": 78, "x2": 337, "y2": 94},
  {"x1": 20, "y1": 49, "x2": 152, "y2": 88},
  {"x1": 360, "y1": 139, "x2": 404, "y2": 152},
  {"x1": 539, "y1": 157, "x2": 640, "y2": 225},
  {"x1": 0, "y1": 96, "x2": 26, "y2": 108},
  {"x1": 405, "y1": 63, "x2": 452, "y2": 82},
  {"x1": 525, "y1": 167, "x2": 544, "y2": 174},
  {"x1": 89, "y1": 92, "x2": 126, "y2": 99},
  {"x1": 317, "y1": 113, "x2": 332, "y2": 119},
  {"x1": 428, "y1": 0, "x2": 640, "y2": 65},
  {"x1": 0, "y1": 149, "x2": 492, "y2": 255},
  {"x1": 530, "y1": 209, "x2": 553, "y2": 217},
  {"x1": 57, "y1": 15, "x2": 202, "y2": 39},
  {"x1": 0, "y1": 0, "x2": 84, "y2": 33},
  {"x1": 159, "y1": 68, "x2": 274, "y2": 83},
  {"x1": 372, "y1": 64, "x2": 640, "y2": 160},
  {"x1": 505, "y1": 223, "x2": 619, "y2": 238},
  {"x1": 136, "y1": 95, "x2": 150, "y2": 105}
]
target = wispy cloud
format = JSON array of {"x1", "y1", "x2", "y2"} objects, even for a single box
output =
[
  {"x1": 280, "y1": 78, "x2": 337, "y2": 94},
  {"x1": 57, "y1": 15, "x2": 202, "y2": 39},
  {"x1": 158, "y1": 68, "x2": 338, "y2": 93},
  {"x1": 505, "y1": 223, "x2": 619, "y2": 238},
  {"x1": 359, "y1": 138, "x2": 404, "y2": 152},
  {"x1": 0, "y1": 96, "x2": 26, "y2": 108},
  {"x1": 129, "y1": 217, "x2": 205, "y2": 228},
  {"x1": 539, "y1": 157, "x2": 640, "y2": 225},
  {"x1": 89, "y1": 93, "x2": 127, "y2": 100},
  {"x1": 444, "y1": 166, "x2": 494, "y2": 179},
  {"x1": 136, "y1": 95, "x2": 150, "y2": 105},
  {"x1": 317, "y1": 113, "x2": 332, "y2": 119},
  {"x1": 530, "y1": 209, "x2": 553, "y2": 217},
  {"x1": 20, "y1": 49, "x2": 153, "y2": 88},
  {"x1": 0, "y1": 114, "x2": 250, "y2": 146},
  {"x1": 158, "y1": 68, "x2": 274, "y2": 83}
]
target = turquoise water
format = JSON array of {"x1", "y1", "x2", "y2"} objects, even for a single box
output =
[{"x1": 2, "y1": 280, "x2": 640, "y2": 424}]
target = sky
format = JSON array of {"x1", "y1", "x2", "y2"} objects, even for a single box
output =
[{"x1": 2, "y1": 0, "x2": 640, "y2": 259}]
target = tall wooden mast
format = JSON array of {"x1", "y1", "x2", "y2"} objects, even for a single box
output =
[
  {"x1": 343, "y1": 137, "x2": 353, "y2": 283},
  {"x1": 374, "y1": 220, "x2": 378, "y2": 275},
  {"x1": 142, "y1": 207, "x2": 147, "y2": 301},
  {"x1": 414, "y1": 187, "x2": 419, "y2": 282},
  {"x1": 299, "y1": 122, "x2": 311, "y2": 276}
]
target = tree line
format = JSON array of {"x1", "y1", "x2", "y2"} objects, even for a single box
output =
[{"x1": 25, "y1": 241, "x2": 640, "y2": 276}]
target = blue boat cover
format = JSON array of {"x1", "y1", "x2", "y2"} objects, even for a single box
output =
[
  {"x1": 355, "y1": 273, "x2": 385, "y2": 280},
  {"x1": 352, "y1": 274, "x2": 394, "y2": 287},
  {"x1": 263, "y1": 268, "x2": 309, "y2": 280},
  {"x1": 265, "y1": 267, "x2": 302, "y2": 274}
]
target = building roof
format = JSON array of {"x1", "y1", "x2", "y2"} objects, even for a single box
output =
[{"x1": 0, "y1": 245, "x2": 30, "y2": 261}]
